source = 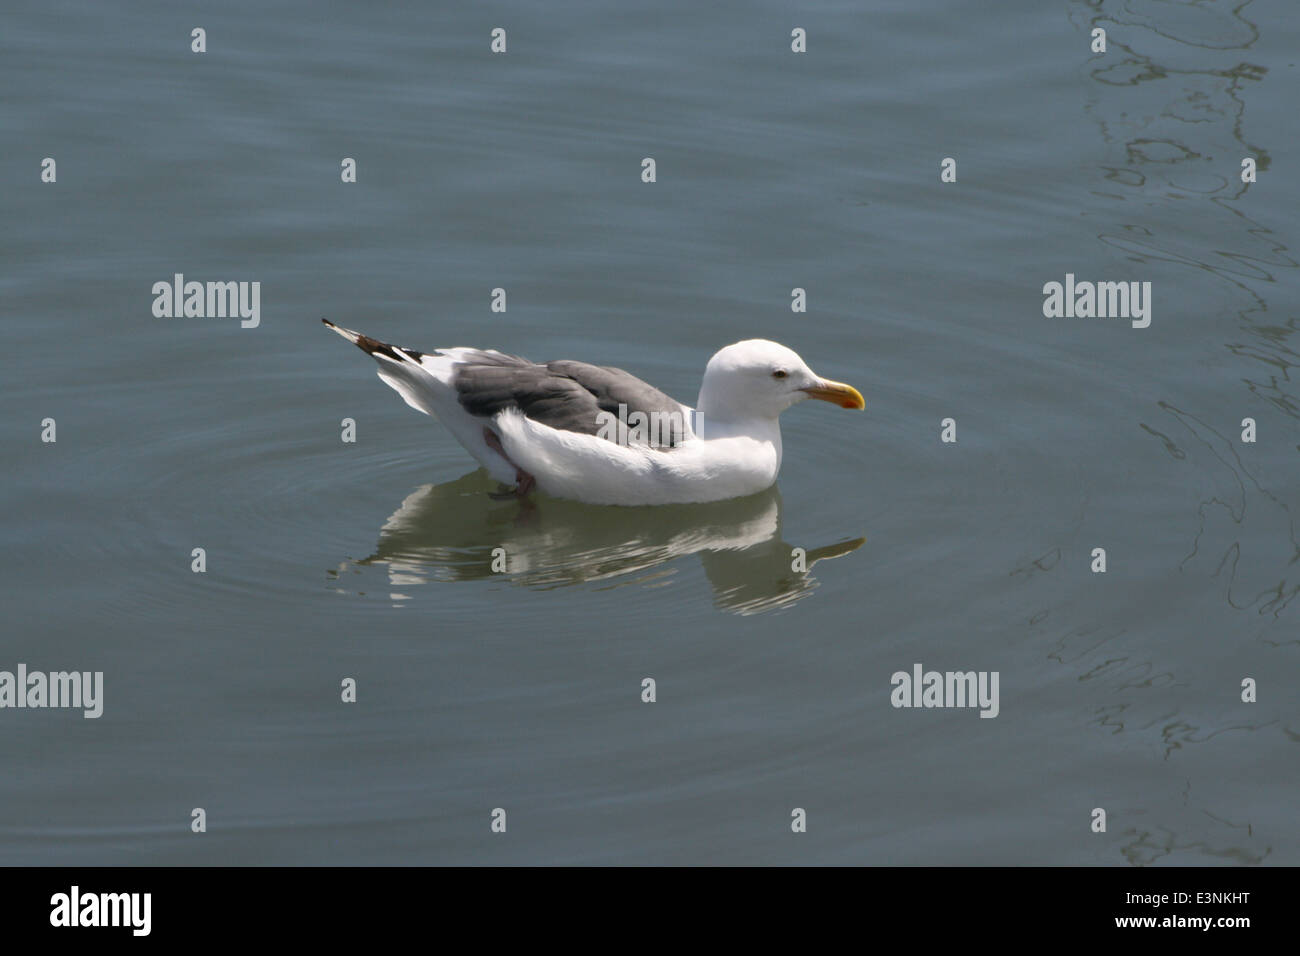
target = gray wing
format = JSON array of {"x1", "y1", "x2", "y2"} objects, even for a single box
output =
[{"x1": 453, "y1": 353, "x2": 689, "y2": 448}]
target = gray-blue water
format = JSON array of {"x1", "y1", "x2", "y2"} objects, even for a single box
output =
[{"x1": 2, "y1": 0, "x2": 1297, "y2": 864}]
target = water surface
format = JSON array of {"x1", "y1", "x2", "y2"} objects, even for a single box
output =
[{"x1": 1, "y1": 0, "x2": 1297, "y2": 864}]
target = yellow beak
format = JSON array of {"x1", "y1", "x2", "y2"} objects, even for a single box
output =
[{"x1": 802, "y1": 379, "x2": 865, "y2": 410}]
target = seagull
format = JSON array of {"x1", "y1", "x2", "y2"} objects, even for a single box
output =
[{"x1": 322, "y1": 319, "x2": 864, "y2": 506}]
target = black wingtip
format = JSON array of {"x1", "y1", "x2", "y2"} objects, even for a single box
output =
[{"x1": 322, "y1": 319, "x2": 428, "y2": 363}]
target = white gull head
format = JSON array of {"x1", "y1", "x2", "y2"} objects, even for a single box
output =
[{"x1": 695, "y1": 339, "x2": 865, "y2": 424}]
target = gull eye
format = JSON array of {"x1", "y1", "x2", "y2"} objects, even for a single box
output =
[{"x1": 772, "y1": 369, "x2": 788, "y2": 379}]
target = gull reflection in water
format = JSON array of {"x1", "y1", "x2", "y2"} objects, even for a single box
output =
[{"x1": 331, "y1": 470, "x2": 864, "y2": 615}]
